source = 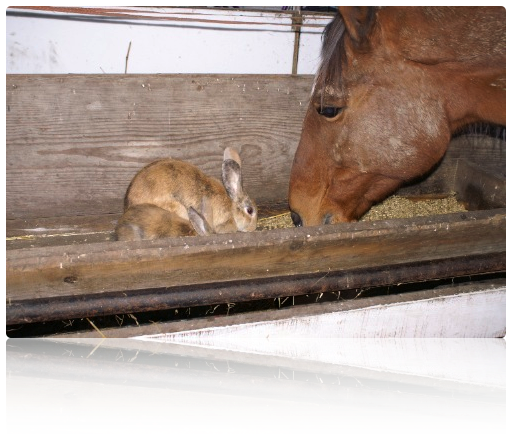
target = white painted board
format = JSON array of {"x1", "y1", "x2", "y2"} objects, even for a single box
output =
[
  {"x1": 130, "y1": 287, "x2": 506, "y2": 386},
  {"x1": 6, "y1": 7, "x2": 331, "y2": 74}
]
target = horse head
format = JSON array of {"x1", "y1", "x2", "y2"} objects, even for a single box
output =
[{"x1": 289, "y1": 6, "x2": 505, "y2": 226}]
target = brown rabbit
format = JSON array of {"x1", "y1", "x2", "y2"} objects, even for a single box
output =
[
  {"x1": 124, "y1": 147, "x2": 257, "y2": 234},
  {"x1": 115, "y1": 203, "x2": 213, "y2": 241}
]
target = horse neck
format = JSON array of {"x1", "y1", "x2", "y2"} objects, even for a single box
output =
[
  {"x1": 383, "y1": 8, "x2": 504, "y2": 64},
  {"x1": 383, "y1": 7, "x2": 506, "y2": 128}
]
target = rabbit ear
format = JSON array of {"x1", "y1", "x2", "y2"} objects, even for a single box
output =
[
  {"x1": 222, "y1": 156, "x2": 243, "y2": 202},
  {"x1": 199, "y1": 196, "x2": 214, "y2": 224},
  {"x1": 223, "y1": 147, "x2": 241, "y2": 166},
  {"x1": 188, "y1": 206, "x2": 213, "y2": 236}
]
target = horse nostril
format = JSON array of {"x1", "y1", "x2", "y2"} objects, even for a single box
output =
[
  {"x1": 323, "y1": 213, "x2": 333, "y2": 225},
  {"x1": 290, "y1": 211, "x2": 303, "y2": 227}
]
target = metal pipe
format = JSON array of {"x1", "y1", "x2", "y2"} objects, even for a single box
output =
[{"x1": 6, "y1": 252, "x2": 505, "y2": 325}]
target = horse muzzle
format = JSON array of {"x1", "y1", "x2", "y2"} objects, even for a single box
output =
[{"x1": 290, "y1": 210, "x2": 346, "y2": 227}]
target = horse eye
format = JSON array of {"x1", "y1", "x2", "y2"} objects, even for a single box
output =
[{"x1": 318, "y1": 106, "x2": 343, "y2": 118}]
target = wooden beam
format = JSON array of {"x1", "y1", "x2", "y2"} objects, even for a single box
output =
[
  {"x1": 6, "y1": 256, "x2": 505, "y2": 326},
  {"x1": 6, "y1": 73, "x2": 504, "y2": 223},
  {"x1": 6, "y1": 209, "x2": 505, "y2": 323}
]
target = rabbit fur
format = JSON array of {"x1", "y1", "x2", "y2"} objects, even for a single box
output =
[
  {"x1": 115, "y1": 147, "x2": 257, "y2": 241},
  {"x1": 115, "y1": 203, "x2": 213, "y2": 241}
]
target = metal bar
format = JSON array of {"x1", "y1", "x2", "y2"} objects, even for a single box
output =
[
  {"x1": 6, "y1": 352, "x2": 506, "y2": 425},
  {"x1": 7, "y1": 6, "x2": 330, "y2": 31},
  {"x1": 6, "y1": 252, "x2": 505, "y2": 325}
]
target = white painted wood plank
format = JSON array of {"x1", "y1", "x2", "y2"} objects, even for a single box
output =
[
  {"x1": 131, "y1": 289, "x2": 506, "y2": 385},
  {"x1": 7, "y1": 7, "x2": 331, "y2": 74},
  {"x1": 150, "y1": 289, "x2": 505, "y2": 340}
]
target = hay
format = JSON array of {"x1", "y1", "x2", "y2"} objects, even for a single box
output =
[
  {"x1": 256, "y1": 193, "x2": 467, "y2": 230},
  {"x1": 257, "y1": 212, "x2": 294, "y2": 231},
  {"x1": 360, "y1": 193, "x2": 467, "y2": 221}
]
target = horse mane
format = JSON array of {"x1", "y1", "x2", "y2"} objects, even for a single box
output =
[{"x1": 315, "y1": 8, "x2": 378, "y2": 97}]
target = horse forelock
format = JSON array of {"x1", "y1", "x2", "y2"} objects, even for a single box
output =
[
  {"x1": 314, "y1": 7, "x2": 379, "y2": 103},
  {"x1": 314, "y1": 13, "x2": 346, "y2": 102}
]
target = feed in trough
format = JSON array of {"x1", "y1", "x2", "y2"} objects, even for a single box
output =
[
  {"x1": 257, "y1": 193, "x2": 467, "y2": 230},
  {"x1": 360, "y1": 194, "x2": 467, "y2": 221}
]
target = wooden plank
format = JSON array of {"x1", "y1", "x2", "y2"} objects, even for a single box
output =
[
  {"x1": 448, "y1": 133, "x2": 505, "y2": 177},
  {"x1": 6, "y1": 375, "x2": 500, "y2": 431},
  {"x1": 396, "y1": 134, "x2": 505, "y2": 198},
  {"x1": 49, "y1": 280, "x2": 506, "y2": 397},
  {"x1": 454, "y1": 159, "x2": 506, "y2": 210},
  {"x1": 7, "y1": 74, "x2": 505, "y2": 222},
  {"x1": 7, "y1": 256, "x2": 504, "y2": 325},
  {"x1": 6, "y1": 74, "x2": 313, "y2": 219},
  {"x1": 6, "y1": 214, "x2": 118, "y2": 249},
  {"x1": 6, "y1": 209, "x2": 505, "y2": 302}
]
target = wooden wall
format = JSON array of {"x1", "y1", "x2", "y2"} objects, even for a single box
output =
[
  {"x1": 6, "y1": 74, "x2": 313, "y2": 219},
  {"x1": 6, "y1": 74, "x2": 505, "y2": 222}
]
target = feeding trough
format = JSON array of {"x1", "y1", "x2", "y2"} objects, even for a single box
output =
[{"x1": 6, "y1": 74, "x2": 505, "y2": 338}]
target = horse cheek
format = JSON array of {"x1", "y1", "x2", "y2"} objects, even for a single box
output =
[
  {"x1": 387, "y1": 97, "x2": 450, "y2": 180},
  {"x1": 352, "y1": 90, "x2": 449, "y2": 181}
]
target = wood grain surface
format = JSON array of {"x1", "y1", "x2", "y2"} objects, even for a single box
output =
[
  {"x1": 7, "y1": 74, "x2": 313, "y2": 219},
  {"x1": 6, "y1": 210, "x2": 505, "y2": 304}
]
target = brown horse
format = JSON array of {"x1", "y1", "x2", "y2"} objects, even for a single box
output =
[{"x1": 289, "y1": 6, "x2": 505, "y2": 226}]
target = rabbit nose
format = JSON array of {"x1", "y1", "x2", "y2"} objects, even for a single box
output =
[{"x1": 290, "y1": 211, "x2": 303, "y2": 227}]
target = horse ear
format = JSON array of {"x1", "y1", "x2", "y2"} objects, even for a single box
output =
[{"x1": 338, "y1": 6, "x2": 375, "y2": 46}]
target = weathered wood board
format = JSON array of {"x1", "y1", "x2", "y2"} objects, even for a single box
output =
[
  {"x1": 7, "y1": 210, "x2": 505, "y2": 300},
  {"x1": 7, "y1": 74, "x2": 504, "y2": 223},
  {"x1": 6, "y1": 74, "x2": 311, "y2": 219}
]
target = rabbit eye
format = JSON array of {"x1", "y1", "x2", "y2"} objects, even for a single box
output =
[{"x1": 246, "y1": 206, "x2": 254, "y2": 216}]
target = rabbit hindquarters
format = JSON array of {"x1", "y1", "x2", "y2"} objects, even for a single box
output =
[
  {"x1": 124, "y1": 159, "x2": 220, "y2": 223},
  {"x1": 115, "y1": 204, "x2": 211, "y2": 241}
]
